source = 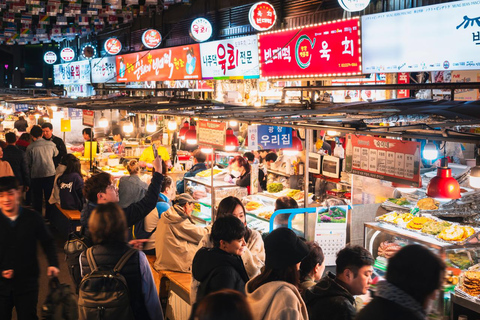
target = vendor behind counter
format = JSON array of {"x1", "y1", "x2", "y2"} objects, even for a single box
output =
[
  {"x1": 139, "y1": 134, "x2": 171, "y2": 168},
  {"x1": 225, "y1": 155, "x2": 252, "y2": 194}
]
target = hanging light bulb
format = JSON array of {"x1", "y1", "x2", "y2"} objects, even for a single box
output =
[
  {"x1": 146, "y1": 120, "x2": 157, "y2": 133},
  {"x1": 225, "y1": 128, "x2": 239, "y2": 151},
  {"x1": 470, "y1": 166, "x2": 480, "y2": 188},
  {"x1": 50, "y1": 105, "x2": 58, "y2": 112},
  {"x1": 179, "y1": 121, "x2": 190, "y2": 140},
  {"x1": 168, "y1": 119, "x2": 177, "y2": 131},
  {"x1": 327, "y1": 130, "x2": 340, "y2": 137},
  {"x1": 283, "y1": 130, "x2": 303, "y2": 156},
  {"x1": 99, "y1": 114, "x2": 109, "y2": 128},
  {"x1": 123, "y1": 120, "x2": 134, "y2": 134},
  {"x1": 34, "y1": 110, "x2": 42, "y2": 119},
  {"x1": 201, "y1": 146, "x2": 214, "y2": 154},
  {"x1": 229, "y1": 120, "x2": 238, "y2": 127},
  {"x1": 185, "y1": 125, "x2": 197, "y2": 145},
  {"x1": 423, "y1": 141, "x2": 438, "y2": 161}
]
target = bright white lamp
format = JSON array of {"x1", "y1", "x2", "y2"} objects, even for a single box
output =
[{"x1": 423, "y1": 141, "x2": 438, "y2": 161}]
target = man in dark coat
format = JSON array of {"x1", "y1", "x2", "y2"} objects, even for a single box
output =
[
  {"x1": 41, "y1": 123, "x2": 67, "y2": 168},
  {"x1": 2, "y1": 132, "x2": 29, "y2": 190},
  {"x1": 0, "y1": 176, "x2": 59, "y2": 320},
  {"x1": 305, "y1": 245, "x2": 374, "y2": 320}
]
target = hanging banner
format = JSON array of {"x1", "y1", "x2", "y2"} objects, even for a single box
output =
[
  {"x1": 256, "y1": 125, "x2": 292, "y2": 149},
  {"x1": 397, "y1": 72, "x2": 410, "y2": 98},
  {"x1": 362, "y1": 0, "x2": 480, "y2": 73},
  {"x1": 452, "y1": 71, "x2": 480, "y2": 101},
  {"x1": 64, "y1": 84, "x2": 95, "y2": 97},
  {"x1": 115, "y1": 44, "x2": 202, "y2": 82},
  {"x1": 82, "y1": 110, "x2": 94, "y2": 127},
  {"x1": 200, "y1": 35, "x2": 259, "y2": 79},
  {"x1": 258, "y1": 18, "x2": 361, "y2": 79},
  {"x1": 53, "y1": 60, "x2": 91, "y2": 85},
  {"x1": 91, "y1": 57, "x2": 117, "y2": 83},
  {"x1": 197, "y1": 120, "x2": 226, "y2": 147},
  {"x1": 344, "y1": 134, "x2": 421, "y2": 187}
]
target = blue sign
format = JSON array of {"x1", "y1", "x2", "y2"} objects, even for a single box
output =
[
  {"x1": 257, "y1": 125, "x2": 292, "y2": 149},
  {"x1": 68, "y1": 108, "x2": 83, "y2": 120},
  {"x1": 14, "y1": 104, "x2": 30, "y2": 112}
]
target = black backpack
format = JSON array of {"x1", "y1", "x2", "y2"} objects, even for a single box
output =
[
  {"x1": 64, "y1": 228, "x2": 93, "y2": 291},
  {"x1": 78, "y1": 247, "x2": 137, "y2": 320},
  {"x1": 41, "y1": 277, "x2": 78, "y2": 320}
]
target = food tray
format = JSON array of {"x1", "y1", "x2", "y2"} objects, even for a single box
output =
[
  {"x1": 376, "y1": 213, "x2": 480, "y2": 245},
  {"x1": 380, "y1": 200, "x2": 414, "y2": 212}
]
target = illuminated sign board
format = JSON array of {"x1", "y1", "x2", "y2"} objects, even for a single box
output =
[
  {"x1": 190, "y1": 18, "x2": 212, "y2": 42},
  {"x1": 142, "y1": 29, "x2": 162, "y2": 49},
  {"x1": 104, "y1": 37, "x2": 122, "y2": 55},
  {"x1": 249, "y1": 2, "x2": 276, "y2": 31},
  {"x1": 44, "y1": 51, "x2": 57, "y2": 64},
  {"x1": 53, "y1": 60, "x2": 91, "y2": 85},
  {"x1": 60, "y1": 47, "x2": 75, "y2": 62}
]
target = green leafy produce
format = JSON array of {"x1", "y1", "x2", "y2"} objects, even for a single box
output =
[
  {"x1": 267, "y1": 183, "x2": 283, "y2": 193},
  {"x1": 388, "y1": 198, "x2": 410, "y2": 206}
]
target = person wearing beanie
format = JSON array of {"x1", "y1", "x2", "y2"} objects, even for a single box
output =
[
  {"x1": 154, "y1": 193, "x2": 209, "y2": 273},
  {"x1": 304, "y1": 245, "x2": 374, "y2": 320},
  {"x1": 245, "y1": 227, "x2": 309, "y2": 320}
]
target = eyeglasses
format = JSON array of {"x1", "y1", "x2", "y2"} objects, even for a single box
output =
[{"x1": 106, "y1": 184, "x2": 118, "y2": 192}]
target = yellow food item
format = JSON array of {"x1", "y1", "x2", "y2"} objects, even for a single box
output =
[
  {"x1": 406, "y1": 217, "x2": 433, "y2": 230},
  {"x1": 417, "y1": 198, "x2": 439, "y2": 210},
  {"x1": 380, "y1": 212, "x2": 398, "y2": 223},
  {"x1": 438, "y1": 225, "x2": 465, "y2": 241},
  {"x1": 292, "y1": 191, "x2": 305, "y2": 201},
  {"x1": 111, "y1": 168, "x2": 119, "y2": 173},
  {"x1": 258, "y1": 211, "x2": 273, "y2": 220},
  {"x1": 196, "y1": 169, "x2": 222, "y2": 178},
  {"x1": 101, "y1": 166, "x2": 110, "y2": 171},
  {"x1": 109, "y1": 155, "x2": 117, "y2": 159},
  {"x1": 245, "y1": 201, "x2": 263, "y2": 211},
  {"x1": 394, "y1": 213, "x2": 414, "y2": 224},
  {"x1": 463, "y1": 226, "x2": 475, "y2": 239},
  {"x1": 286, "y1": 189, "x2": 301, "y2": 198}
]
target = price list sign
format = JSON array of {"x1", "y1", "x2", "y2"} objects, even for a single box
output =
[
  {"x1": 344, "y1": 134, "x2": 421, "y2": 187},
  {"x1": 197, "y1": 120, "x2": 226, "y2": 147}
]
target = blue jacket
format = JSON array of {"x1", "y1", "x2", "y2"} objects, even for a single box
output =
[{"x1": 176, "y1": 162, "x2": 207, "y2": 193}]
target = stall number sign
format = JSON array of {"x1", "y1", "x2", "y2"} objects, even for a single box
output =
[
  {"x1": 142, "y1": 29, "x2": 162, "y2": 49},
  {"x1": 344, "y1": 134, "x2": 421, "y2": 187},
  {"x1": 104, "y1": 38, "x2": 122, "y2": 55},
  {"x1": 190, "y1": 18, "x2": 212, "y2": 42},
  {"x1": 200, "y1": 35, "x2": 259, "y2": 79},
  {"x1": 249, "y1": 2, "x2": 276, "y2": 31},
  {"x1": 258, "y1": 18, "x2": 361, "y2": 78},
  {"x1": 197, "y1": 120, "x2": 226, "y2": 147},
  {"x1": 44, "y1": 51, "x2": 57, "y2": 64},
  {"x1": 60, "y1": 47, "x2": 75, "y2": 62},
  {"x1": 257, "y1": 125, "x2": 292, "y2": 149}
]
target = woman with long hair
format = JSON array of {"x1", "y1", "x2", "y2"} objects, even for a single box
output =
[
  {"x1": 227, "y1": 155, "x2": 252, "y2": 193},
  {"x1": 246, "y1": 228, "x2": 309, "y2": 320}
]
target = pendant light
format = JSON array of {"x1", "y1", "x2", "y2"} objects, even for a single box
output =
[
  {"x1": 426, "y1": 157, "x2": 461, "y2": 199},
  {"x1": 146, "y1": 119, "x2": 157, "y2": 133},
  {"x1": 470, "y1": 166, "x2": 480, "y2": 188},
  {"x1": 225, "y1": 127, "x2": 239, "y2": 151},
  {"x1": 423, "y1": 141, "x2": 438, "y2": 161},
  {"x1": 229, "y1": 120, "x2": 238, "y2": 127},
  {"x1": 185, "y1": 124, "x2": 197, "y2": 145},
  {"x1": 283, "y1": 130, "x2": 303, "y2": 156},
  {"x1": 99, "y1": 113, "x2": 109, "y2": 128},
  {"x1": 179, "y1": 121, "x2": 190, "y2": 141},
  {"x1": 123, "y1": 119, "x2": 134, "y2": 134},
  {"x1": 168, "y1": 118, "x2": 178, "y2": 131}
]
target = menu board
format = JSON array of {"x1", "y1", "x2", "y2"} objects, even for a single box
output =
[
  {"x1": 258, "y1": 18, "x2": 361, "y2": 78},
  {"x1": 197, "y1": 120, "x2": 226, "y2": 147},
  {"x1": 344, "y1": 134, "x2": 421, "y2": 187},
  {"x1": 82, "y1": 110, "x2": 94, "y2": 127},
  {"x1": 53, "y1": 60, "x2": 91, "y2": 85},
  {"x1": 115, "y1": 44, "x2": 202, "y2": 82},
  {"x1": 200, "y1": 35, "x2": 260, "y2": 79},
  {"x1": 315, "y1": 206, "x2": 349, "y2": 266}
]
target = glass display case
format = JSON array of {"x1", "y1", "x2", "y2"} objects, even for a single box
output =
[{"x1": 364, "y1": 222, "x2": 480, "y2": 317}]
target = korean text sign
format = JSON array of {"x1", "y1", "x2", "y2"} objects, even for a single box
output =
[
  {"x1": 344, "y1": 134, "x2": 421, "y2": 187},
  {"x1": 257, "y1": 125, "x2": 292, "y2": 149},
  {"x1": 362, "y1": 0, "x2": 480, "y2": 73},
  {"x1": 115, "y1": 44, "x2": 202, "y2": 82},
  {"x1": 197, "y1": 120, "x2": 226, "y2": 147},
  {"x1": 200, "y1": 35, "x2": 259, "y2": 79},
  {"x1": 53, "y1": 61, "x2": 91, "y2": 85},
  {"x1": 258, "y1": 18, "x2": 361, "y2": 78},
  {"x1": 91, "y1": 57, "x2": 117, "y2": 83}
]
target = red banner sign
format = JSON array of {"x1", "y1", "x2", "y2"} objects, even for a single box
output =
[
  {"x1": 258, "y1": 18, "x2": 361, "y2": 78},
  {"x1": 104, "y1": 38, "x2": 122, "y2": 55},
  {"x1": 344, "y1": 134, "x2": 421, "y2": 187},
  {"x1": 82, "y1": 110, "x2": 94, "y2": 127},
  {"x1": 115, "y1": 44, "x2": 202, "y2": 82},
  {"x1": 397, "y1": 72, "x2": 410, "y2": 98}
]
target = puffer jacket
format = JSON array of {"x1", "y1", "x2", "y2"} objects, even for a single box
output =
[
  {"x1": 304, "y1": 272, "x2": 356, "y2": 320},
  {"x1": 154, "y1": 204, "x2": 209, "y2": 273},
  {"x1": 192, "y1": 247, "x2": 249, "y2": 302}
]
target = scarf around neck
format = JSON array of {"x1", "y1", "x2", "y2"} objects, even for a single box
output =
[{"x1": 376, "y1": 281, "x2": 426, "y2": 320}]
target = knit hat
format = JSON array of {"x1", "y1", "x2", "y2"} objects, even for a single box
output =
[
  {"x1": 175, "y1": 193, "x2": 198, "y2": 206},
  {"x1": 264, "y1": 227, "x2": 309, "y2": 269}
]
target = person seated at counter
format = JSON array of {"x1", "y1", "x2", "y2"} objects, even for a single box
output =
[
  {"x1": 244, "y1": 152, "x2": 266, "y2": 191},
  {"x1": 112, "y1": 127, "x2": 124, "y2": 155},
  {"x1": 225, "y1": 155, "x2": 252, "y2": 194},
  {"x1": 139, "y1": 133, "x2": 172, "y2": 169},
  {"x1": 118, "y1": 159, "x2": 148, "y2": 208},
  {"x1": 177, "y1": 149, "x2": 207, "y2": 194},
  {"x1": 82, "y1": 128, "x2": 99, "y2": 153}
]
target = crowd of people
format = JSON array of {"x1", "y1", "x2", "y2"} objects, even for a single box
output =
[{"x1": 0, "y1": 122, "x2": 447, "y2": 320}]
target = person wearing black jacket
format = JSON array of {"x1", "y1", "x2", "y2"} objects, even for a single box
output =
[
  {"x1": 2, "y1": 132, "x2": 29, "y2": 189},
  {"x1": 81, "y1": 155, "x2": 163, "y2": 234},
  {"x1": 0, "y1": 176, "x2": 59, "y2": 320},
  {"x1": 176, "y1": 149, "x2": 207, "y2": 194},
  {"x1": 42, "y1": 123, "x2": 67, "y2": 168},
  {"x1": 192, "y1": 216, "x2": 249, "y2": 305}
]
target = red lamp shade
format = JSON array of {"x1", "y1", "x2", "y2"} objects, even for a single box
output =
[
  {"x1": 179, "y1": 121, "x2": 190, "y2": 141},
  {"x1": 426, "y1": 158, "x2": 461, "y2": 199},
  {"x1": 225, "y1": 128, "x2": 239, "y2": 151},
  {"x1": 283, "y1": 130, "x2": 303, "y2": 156},
  {"x1": 185, "y1": 125, "x2": 197, "y2": 145}
]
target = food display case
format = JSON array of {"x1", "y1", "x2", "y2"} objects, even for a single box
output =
[{"x1": 365, "y1": 221, "x2": 480, "y2": 317}]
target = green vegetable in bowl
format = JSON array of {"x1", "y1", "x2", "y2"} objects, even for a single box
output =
[{"x1": 267, "y1": 182, "x2": 283, "y2": 193}]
